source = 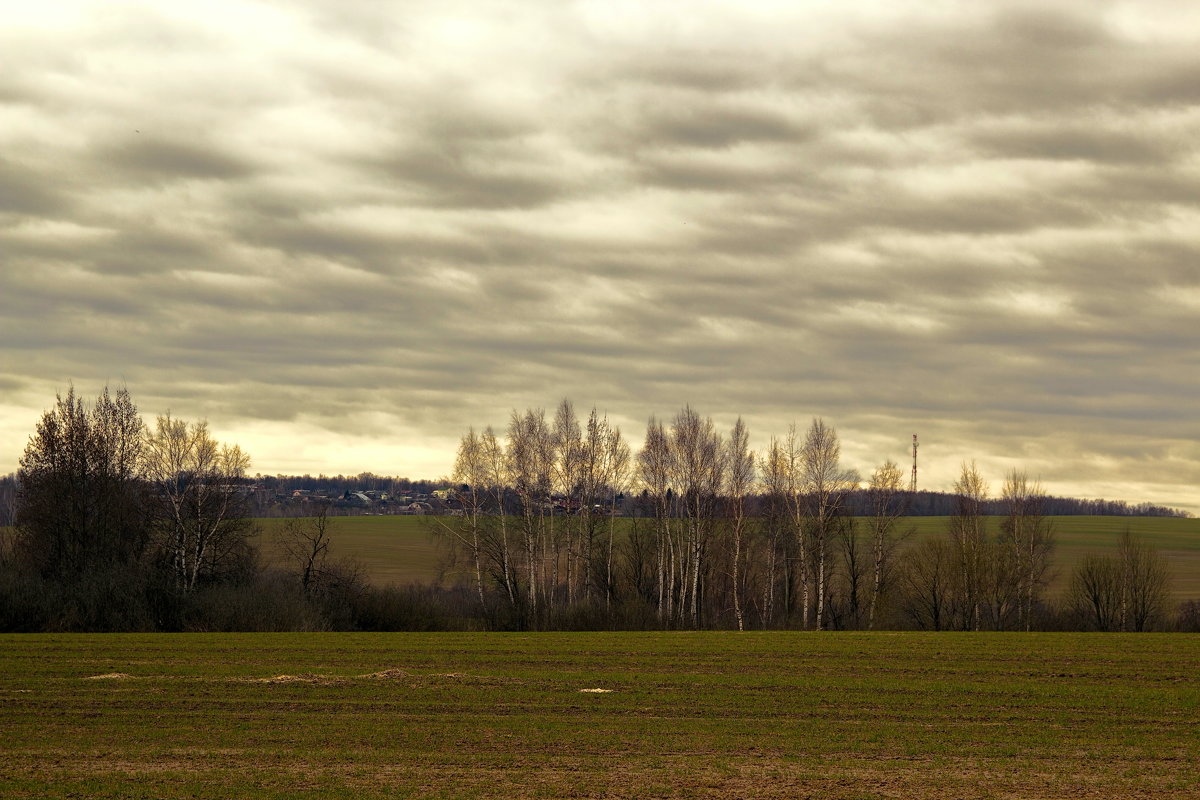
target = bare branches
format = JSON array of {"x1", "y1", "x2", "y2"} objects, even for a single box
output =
[
  {"x1": 281, "y1": 506, "x2": 332, "y2": 595},
  {"x1": 142, "y1": 414, "x2": 254, "y2": 593},
  {"x1": 947, "y1": 461, "x2": 988, "y2": 631},
  {"x1": 866, "y1": 460, "x2": 909, "y2": 629},
  {"x1": 799, "y1": 418, "x2": 858, "y2": 631},
  {"x1": 1068, "y1": 530, "x2": 1171, "y2": 631},
  {"x1": 726, "y1": 417, "x2": 753, "y2": 632},
  {"x1": 1000, "y1": 470, "x2": 1055, "y2": 631},
  {"x1": 15, "y1": 386, "x2": 148, "y2": 579}
]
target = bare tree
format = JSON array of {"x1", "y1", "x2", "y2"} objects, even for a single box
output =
[
  {"x1": 899, "y1": 538, "x2": 954, "y2": 630},
  {"x1": 1068, "y1": 553, "x2": 1122, "y2": 631},
  {"x1": 832, "y1": 516, "x2": 869, "y2": 629},
  {"x1": 799, "y1": 418, "x2": 858, "y2": 631},
  {"x1": 446, "y1": 428, "x2": 488, "y2": 608},
  {"x1": 15, "y1": 386, "x2": 149, "y2": 579},
  {"x1": 479, "y1": 426, "x2": 517, "y2": 609},
  {"x1": 757, "y1": 437, "x2": 789, "y2": 627},
  {"x1": 725, "y1": 417, "x2": 754, "y2": 631},
  {"x1": 553, "y1": 400, "x2": 583, "y2": 607},
  {"x1": 999, "y1": 470, "x2": 1055, "y2": 631},
  {"x1": 669, "y1": 406, "x2": 724, "y2": 628},
  {"x1": 597, "y1": 413, "x2": 631, "y2": 612},
  {"x1": 282, "y1": 505, "x2": 333, "y2": 595},
  {"x1": 638, "y1": 416, "x2": 675, "y2": 625},
  {"x1": 865, "y1": 460, "x2": 910, "y2": 629},
  {"x1": 142, "y1": 413, "x2": 254, "y2": 593},
  {"x1": 781, "y1": 425, "x2": 810, "y2": 627},
  {"x1": 947, "y1": 461, "x2": 988, "y2": 631},
  {"x1": 1117, "y1": 529, "x2": 1170, "y2": 632},
  {"x1": 579, "y1": 404, "x2": 611, "y2": 606},
  {"x1": 1067, "y1": 531, "x2": 1170, "y2": 632}
]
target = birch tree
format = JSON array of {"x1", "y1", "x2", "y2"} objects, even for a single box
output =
[
  {"x1": 447, "y1": 427, "x2": 488, "y2": 608},
  {"x1": 638, "y1": 416, "x2": 675, "y2": 624},
  {"x1": 799, "y1": 418, "x2": 857, "y2": 631},
  {"x1": 725, "y1": 417, "x2": 754, "y2": 631},
  {"x1": 757, "y1": 437, "x2": 789, "y2": 627},
  {"x1": 782, "y1": 425, "x2": 810, "y2": 627},
  {"x1": 1117, "y1": 529, "x2": 1170, "y2": 631},
  {"x1": 865, "y1": 460, "x2": 909, "y2": 629},
  {"x1": 142, "y1": 414, "x2": 253, "y2": 593},
  {"x1": 508, "y1": 408, "x2": 552, "y2": 623},
  {"x1": 947, "y1": 461, "x2": 988, "y2": 631},
  {"x1": 999, "y1": 470, "x2": 1055, "y2": 631},
  {"x1": 480, "y1": 426, "x2": 517, "y2": 609},
  {"x1": 553, "y1": 400, "x2": 583, "y2": 604},
  {"x1": 669, "y1": 407, "x2": 724, "y2": 628},
  {"x1": 596, "y1": 413, "x2": 631, "y2": 611}
]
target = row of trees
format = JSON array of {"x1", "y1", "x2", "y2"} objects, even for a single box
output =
[
  {"x1": 440, "y1": 401, "x2": 1180, "y2": 631},
  {"x1": 1, "y1": 389, "x2": 1185, "y2": 632}
]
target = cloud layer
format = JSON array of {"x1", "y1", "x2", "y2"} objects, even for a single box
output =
[{"x1": 2, "y1": 1, "x2": 1198, "y2": 510}]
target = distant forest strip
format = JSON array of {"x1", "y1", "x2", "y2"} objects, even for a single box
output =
[
  {"x1": 7, "y1": 470, "x2": 1183, "y2": 526},
  {"x1": 0, "y1": 387, "x2": 1196, "y2": 633}
]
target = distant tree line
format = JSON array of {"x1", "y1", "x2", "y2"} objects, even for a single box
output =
[
  {"x1": 861, "y1": 490, "x2": 1189, "y2": 518},
  {"x1": 1, "y1": 389, "x2": 1194, "y2": 632},
  {"x1": 7, "y1": 475, "x2": 1186, "y2": 527}
]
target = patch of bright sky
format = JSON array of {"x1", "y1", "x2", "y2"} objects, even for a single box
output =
[
  {"x1": 894, "y1": 158, "x2": 1093, "y2": 199},
  {"x1": 1108, "y1": 1, "x2": 1200, "y2": 43},
  {"x1": 174, "y1": 269, "x2": 275, "y2": 293},
  {"x1": 184, "y1": 416, "x2": 454, "y2": 480},
  {"x1": 996, "y1": 289, "x2": 1072, "y2": 317},
  {"x1": 1151, "y1": 284, "x2": 1200, "y2": 310},
  {"x1": 831, "y1": 301, "x2": 945, "y2": 333},
  {"x1": 489, "y1": 192, "x2": 699, "y2": 247},
  {"x1": 420, "y1": 266, "x2": 482, "y2": 292},
  {"x1": 3, "y1": 219, "x2": 113, "y2": 244}
]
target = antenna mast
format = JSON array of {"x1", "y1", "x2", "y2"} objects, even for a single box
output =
[{"x1": 910, "y1": 433, "x2": 919, "y2": 493}]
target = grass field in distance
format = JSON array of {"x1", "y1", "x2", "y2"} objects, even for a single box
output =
[{"x1": 252, "y1": 515, "x2": 1200, "y2": 599}]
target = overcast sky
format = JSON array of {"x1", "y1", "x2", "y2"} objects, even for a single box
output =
[{"x1": 2, "y1": 1, "x2": 1198, "y2": 511}]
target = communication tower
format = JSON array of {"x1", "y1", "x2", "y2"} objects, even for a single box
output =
[{"x1": 910, "y1": 433, "x2": 919, "y2": 493}]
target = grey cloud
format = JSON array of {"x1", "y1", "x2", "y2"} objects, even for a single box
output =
[
  {"x1": 88, "y1": 228, "x2": 224, "y2": 276},
  {"x1": 639, "y1": 103, "x2": 810, "y2": 150},
  {"x1": 1089, "y1": 167, "x2": 1200, "y2": 209},
  {"x1": 606, "y1": 51, "x2": 773, "y2": 93},
  {"x1": 970, "y1": 124, "x2": 1182, "y2": 165},
  {"x1": 804, "y1": 8, "x2": 1191, "y2": 127},
  {"x1": 363, "y1": 149, "x2": 568, "y2": 210},
  {"x1": 636, "y1": 156, "x2": 788, "y2": 192},
  {"x1": 96, "y1": 135, "x2": 255, "y2": 182},
  {"x1": 1139, "y1": 62, "x2": 1200, "y2": 104},
  {"x1": 0, "y1": 159, "x2": 73, "y2": 216},
  {"x1": 988, "y1": 5, "x2": 1115, "y2": 51},
  {"x1": 1, "y1": 2, "x2": 1198, "y2": 510}
]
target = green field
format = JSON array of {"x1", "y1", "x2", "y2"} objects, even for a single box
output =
[
  {"x1": 252, "y1": 515, "x2": 1200, "y2": 599},
  {"x1": 1, "y1": 632, "x2": 1197, "y2": 799}
]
